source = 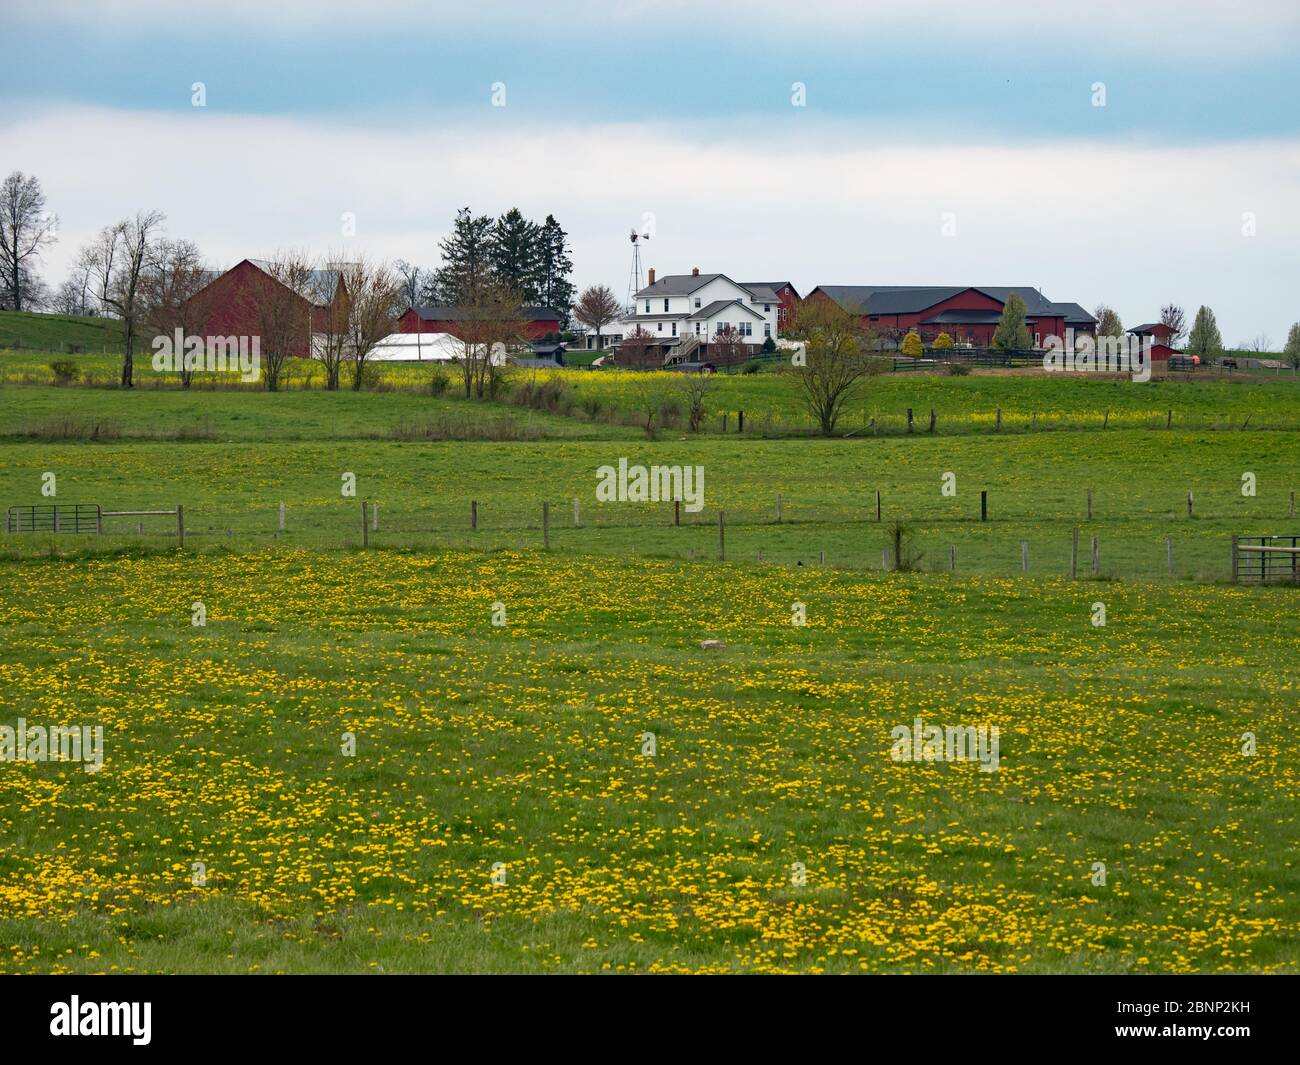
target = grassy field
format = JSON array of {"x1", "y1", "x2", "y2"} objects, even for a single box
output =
[
  {"x1": 0, "y1": 549, "x2": 1295, "y2": 973},
  {"x1": 0, "y1": 311, "x2": 126, "y2": 354},
  {"x1": 0, "y1": 367, "x2": 1297, "y2": 973}
]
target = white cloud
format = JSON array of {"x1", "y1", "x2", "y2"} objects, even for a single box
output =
[{"x1": 4, "y1": 105, "x2": 1298, "y2": 342}]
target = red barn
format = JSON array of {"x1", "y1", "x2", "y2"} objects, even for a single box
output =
[
  {"x1": 398, "y1": 304, "x2": 563, "y2": 341},
  {"x1": 188, "y1": 258, "x2": 348, "y2": 356},
  {"x1": 806, "y1": 285, "x2": 1095, "y2": 348},
  {"x1": 1127, "y1": 322, "x2": 1180, "y2": 361},
  {"x1": 741, "y1": 281, "x2": 801, "y2": 333}
]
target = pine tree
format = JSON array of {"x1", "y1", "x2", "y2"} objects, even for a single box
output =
[
  {"x1": 992, "y1": 292, "x2": 1032, "y2": 350},
  {"x1": 1186, "y1": 305, "x2": 1223, "y2": 358},
  {"x1": 489, "y1": 207, "x2": 541, "y2": 302},
  {"x1": 535, "y1": 214, "x2": 575, "y2": 325},
  {"x1": 428, "y1": 207, "x2": 494, "y2": 306}
]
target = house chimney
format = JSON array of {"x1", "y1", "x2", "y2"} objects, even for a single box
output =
[
  {"x1": 692, "y1": 267, "x2": 699, "y2": 276},
  {"x1": 648, "y1": 267, "x2": 656, "y2": 285}
]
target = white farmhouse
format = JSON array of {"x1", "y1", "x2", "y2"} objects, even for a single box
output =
[{"x1": 583, "y1": 268, "x2": 781, "y2": 366}]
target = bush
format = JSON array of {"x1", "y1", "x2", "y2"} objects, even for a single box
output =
[
  {"x1": 50, "y1": 359, "x2": 81, "y2": 385},
  {"x1": 900, "y1": 331, "x2": 924, "y2": 358},
  {"x1": 741, "y1": 360, "x2": 762, "y2": 374},
  {"x1": 934, "y1": 332, "x2": 954, "y2": 350},
  {"x1": 429, "y1": 366, "x2": 451, "y2": 395},
  {"x1": 761, "y1": 335, "x2": 776, "y2": 353},
  {"x1": 946, "y1": 360, "x2": 971, "y2": 376}
]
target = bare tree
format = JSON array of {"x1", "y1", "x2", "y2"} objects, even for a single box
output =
[
  {"x1": 94, "y1": 210, "x2": 166, "y2": 387},
  {"x1": 677, "y1": 370, "x2": 714, "y2": 432},
  {"x1": 1159, "y1": 303, "x2": 1186, "y2": 347},
  {"x1": 312, "y1": 257, "x2": 352, "y2": 391},
  {"x1": 52, "y1": 258, "x2": 95, "y2": 317},
  {"x1": 456, "y1": 279, "x2": 526, "y2": 399},
  {"x1": 343, "y1": 258, "x2": 402, "y2": 391},
  {"x1": 709, "y1": 325, "x2": 749, "y2": 372},
  {"x1": 786, "y1": 297, "x2": 873, "y2": 436},
  {"x1": 617, "y1": 325, "x2": 661, "y2": 369},
  {"x1": 141, "y1": 239, "x2": 215, "y2": 388},
  {"x1": 0, "y1": 171, "x2": 59, "y2": 312},
  {"x1": 248, "y1": 252, "x2": 313, "y2": 392},
  {"x1": 572, "y1": 283, "x2": 623, "y2": 350},
  {"x1": 392, "y1": 259, "x2": 426, "y2": 312}
]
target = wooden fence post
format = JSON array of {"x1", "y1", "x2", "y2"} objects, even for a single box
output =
[
  {"x1": 929, "y1": 409, "x2": 936, "y2": 433},
  {"x1": 738, "y1": 410, "x2": 744, "y2": 433},
  {"x1": 907, "y1": 408, "x2": 914, "y2": 432},
  {"x1": 372, "y1": 502, "x2": 379, "y2": 532},
  {"x1": 471, "y1": 500, "x2": 478, "y2": 530},
  {"x1": 1086, "y1": 488, "x2": 1092, "y2": 521},
  {"x1": 176, "y1": 504, "x2": 184, "y2": 549},
  {"x1": 1291, "y1": 490, "x2": 1295, "y2": 518},
  {"x1": 875, "y1": 490, "x2": 882, "y2": 522},
  {"x1": 881, "y1": 549, "x2": 888, "y2": 570},
  {"x1": 1091, "y1": 536, "x2": 1099, "y2": 576},
  {"x1": 1167, "y1": 537, "x2": 1173, "y2": 577},
  {"x1": 1071, "y1": 526, "x2": 1079, "y2": 579},
  {"x1": 718, "y1": 511, "x2": 725, "y2": 561},
  {"x1": 1187, "y1": 490, "x2": 1194, "y2": 518},
  {"x1": 776, "y1": 493, "x2": 783, "y2": 523},
  {"x1": 1231, "y1": 535, "x2": 1239, "y2": 583},
  {"x1": 573, "y1": 497, "x2": 580, "y2": 527},
  {"x1": 543, "y1": 501, "x2": 550, "y2": 549},
  {"x1": 1021, "y1": 541, "x2": 1029, "y2": 573},
  {"x1": 949, "y1": 545, "x2": 956, "y2": 572},
  {"x1": 279, "y1": 502, "x2": 286, "y2": 531},
  {"x1": 995, "y1": 408, "x2": 1002, "y2": 432},
  {"x1": 722, "y1": 413, "x2": 728, "y2": 433},
  {"x1": 980, "y1": 491, "x2": 988, "y2": 522},
  {"x1": 674, "y1": 499, "x2": 681, "y2": 527},
  {"x1": 361, "y1": 500, "x2": 368, "y2": 548},
  {"x1": 819, "y1": 549, "x2": 826, "y2": 565}
]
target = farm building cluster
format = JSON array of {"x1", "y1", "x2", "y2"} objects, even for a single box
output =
[{"x1": 183, "y1": 257, "x2": 1191, "y2": 371}]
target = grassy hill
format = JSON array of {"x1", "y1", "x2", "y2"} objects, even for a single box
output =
[{"x1": 0, "y1": 310, "x2": 125, "y2": 354}]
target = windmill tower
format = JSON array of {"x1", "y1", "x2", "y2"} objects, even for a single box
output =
[{"x1": 627, "y1": 228, "x2": 650, "y2": 312}]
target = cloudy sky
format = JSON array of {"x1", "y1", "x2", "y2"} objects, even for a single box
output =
[{"x1": 4, "y1": 0, "x2": 1299, "y2": 343}]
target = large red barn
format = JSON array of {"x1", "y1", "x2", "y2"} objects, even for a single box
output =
[{"x1": 806, "y1": 285, "x2": 1095, "y2": 348}]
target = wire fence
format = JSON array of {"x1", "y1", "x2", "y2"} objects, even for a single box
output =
[{"x1": 10, "y1": 491, "x2": 1300, "y2": 586}]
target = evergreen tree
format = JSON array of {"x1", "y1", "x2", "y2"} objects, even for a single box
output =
[
  {"x1": 489, "y1": 207, "x2": 541, "y2": 302},
  {"x1": 535, "y1": 214, "x2": 575, "y2": 324},
  {"x1": 992, "y1": 292, "x2": 1032, "y2": 350},
  {"x1": 1186, "y1": 305, "x2": 1224, "y2": 358},
  {"x1": 428, "y1": 207, "x2": 494, "y2": 305}
]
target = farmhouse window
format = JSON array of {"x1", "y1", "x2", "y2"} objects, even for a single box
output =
[{"x1": 664, "y1": 299, "x2": 669, "y2": 312}]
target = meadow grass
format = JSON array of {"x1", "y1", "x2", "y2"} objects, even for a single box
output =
[
  {"x1": 0, "y1": 549, "x2": 1294, "y2": 973},
  {"x1": 0, "y1": 371, "x2": 1297, "y2": 973}
]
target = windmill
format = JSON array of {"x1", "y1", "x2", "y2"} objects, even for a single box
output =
[{"x1": 627, "y1": 227, "x2": 650, "y2": 312}]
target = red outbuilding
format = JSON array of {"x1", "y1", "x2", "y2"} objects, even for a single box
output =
[{"x1": 398, "y1": 304, "x2": 563, "y2": 341}]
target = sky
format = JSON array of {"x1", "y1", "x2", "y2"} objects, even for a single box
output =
[{"x1": 3, "y1": 0, "x2": 1299, "y2": 344}]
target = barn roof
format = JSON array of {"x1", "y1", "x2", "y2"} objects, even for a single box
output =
[{"x1": 411, "y1": 304, "x2": 561, "y2": 322}]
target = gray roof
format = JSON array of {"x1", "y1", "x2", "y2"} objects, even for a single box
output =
[
  {"x1": 412, "y1": 304, "x2": 561, "y2": 322},
  {"x1": 692, "y1": 298, "x2": 760, "y2": 319},
  {"x1": 742, "y1": 282, "x2": 799, "y2": 297},
  {"x1": 816, "y1": 285, "x2": 1087, "y2": 320},
  {"x1": 635, "y1": 272, "x2": 772, "y2": 302}
]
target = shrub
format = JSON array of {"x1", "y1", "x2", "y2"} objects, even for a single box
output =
[
  {"x1": 934, "y1": 332, "x2": 954, "y2": 350},
  {"x1": 741, "y1": 360, "x2": 762, "y2": 374},
  {"x1": 900, "y1": 332, "x2": 924, "y2": 358},
  {"x1": 50, "y1": 359, "x2": 81, "y2": 385},
  {"x1": 761, "y1": 335, "x2": 776, "y2": 354},
  {"x1": 946, "y1": 360, "x2": 971, "y2": 376},
  {"x1": 429, "y1": 367, "x2": 451, "y2": 395}
]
